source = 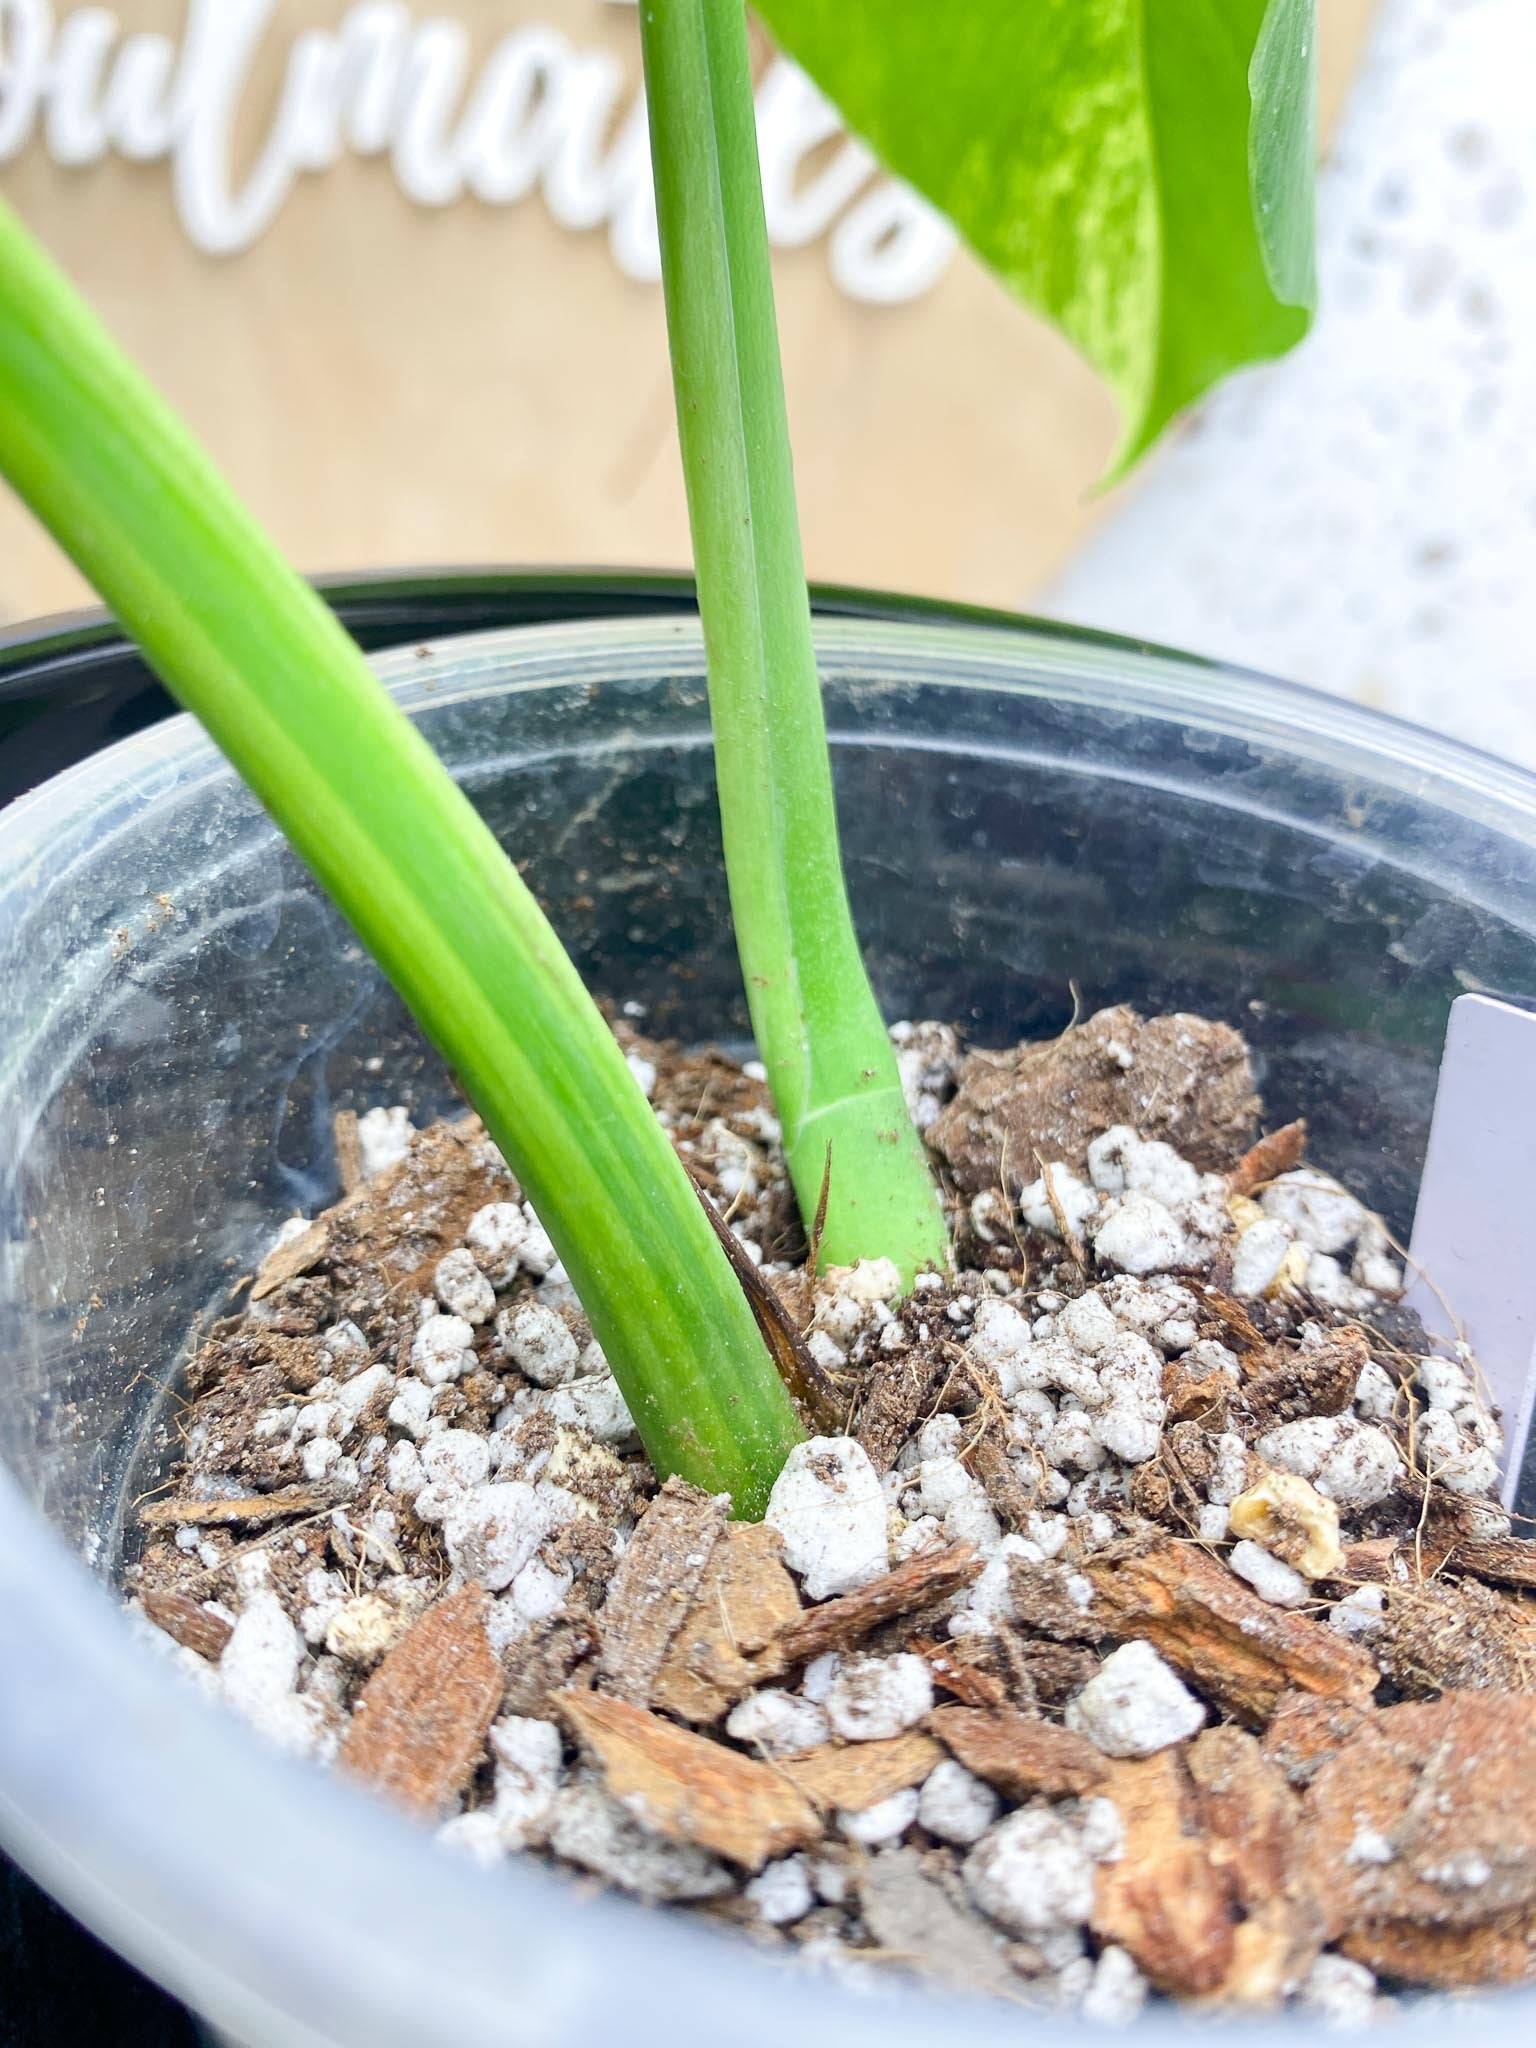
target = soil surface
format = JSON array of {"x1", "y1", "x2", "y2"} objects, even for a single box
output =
[{"x1": 126, "y1": 1007, "x2": 1536, "y2": 2023}]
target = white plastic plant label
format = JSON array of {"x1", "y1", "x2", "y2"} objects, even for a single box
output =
[{"x1": 1406, "y1": 994, "x2": 1536, "y2": 1510}]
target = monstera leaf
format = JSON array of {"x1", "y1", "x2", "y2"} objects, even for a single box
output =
[{"x1": 755, "y1": 0, "x2": 1318, "y2": 467}]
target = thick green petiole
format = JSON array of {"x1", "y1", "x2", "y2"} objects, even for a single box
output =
[
  {"x1": 637, "y1": 0, "x2": 949, "y2": 1286},
  {"x1": 0, "y1": 198, "x2": 803, "y2": 1515}
]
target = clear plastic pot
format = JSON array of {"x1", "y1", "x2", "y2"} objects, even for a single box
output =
[{"x1": 2, "y1": 613, "x2": 1534, "y2": 2046}]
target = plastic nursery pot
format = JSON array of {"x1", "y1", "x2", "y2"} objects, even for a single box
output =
[{"x1": 4, "y1": 612, "x2": 1536, "y2": 2048}]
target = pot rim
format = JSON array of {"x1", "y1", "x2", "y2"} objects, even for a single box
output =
[
  {"x1": 0, "y1": 564, "x2": 1207, "y2": 683},
  {"x1": 6, "y1": 609, "x2": 1536, "y2": 919}
]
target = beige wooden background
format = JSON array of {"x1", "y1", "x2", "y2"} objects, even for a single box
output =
[{"x1": 0, "y1": 1, "x2": 1374, "y2": 624}]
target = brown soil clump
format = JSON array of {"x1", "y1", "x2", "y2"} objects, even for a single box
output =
[{"x1": 928, "y1": 1004, "x2": 1259, "y2": 1192}]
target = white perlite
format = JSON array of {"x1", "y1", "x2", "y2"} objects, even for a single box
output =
[
  {"x1": 946, "y1": 1533, "x2": 1025, "y2": 1638},
  {"x1": 502, "y1": 1554, "x2": 574, "y2": 1631},
  {"x1": 435, "y1": 1809, "x2": 508, "y2": 1868},
  {"x1": 724, "y1": 1689, "x2": 829, "y2": 1757},
  {"x1": 1256, "y1": 1415, "x2": 1403, "y2": 1509},
  {"x1": 1301, "y1": 1954, "x2": 1379, "y2": 2030},
  {"x1": 945, "y1": 1492, "x2": 1003, "y2": 1551},
  {"x1": 837, "y1": 1787, "x2": 919, "y2": 1845},
  {"x1": 530, "y1": 1372, "x2": 637, "y2": 1447},
  {"x1": 1058, "y1": 1292, "x2": 1121, "y2": 1355},
  {"x1": 1207, "y1": 1431, "x2": 1251, "y2": 1505},
  {"x1": 1261, "y1": 1170, "x2": 1367, "y2": 1255},
  {"x1": 1417, "y1": 1355, "x2": 1473, "y2": 1411},
  {"x1": 489, "y1": 1715, "x2": 563, "y2": 1846},
  {"x1": 964, "y1": 1801, "x2": 1114, "y2": 1936},
  {"x1": 744, "y1": 1856, "x2": 814, "y2": 1925},
  {"x1": 966, "y1": 1297, "x2": 1033, "y2": 1381},
  {"x1": 800, "y1": 1652, "x2": 840, "y2": 1703},
  {"x1": 1228, "y1": 1539, "x2": 1310, "y2": 1609},
  {"x1": 1091, "y1": 1332, "x2": 1166, "y2": 1464},
  {"x1": 1088, "y1": 1128, "x2": 1202, "y2": 1208},
  {"x1": 411, "y1": 1313, "x2": 476, "y2": 1387},
  {"x1": 1020, "y1": 1164, "x2": 1101, "y2": 1241},
  {"x1": 319, "y1": 1319, "x2": 368, "y2": 1371},
  {"x1": 1064, "y1": 1640, "x2": 1205, "y2": 1757},
  {"x1": 890, "y1": 1018, "x2": 961, "y2": 1130},
  {"x1": 433, "y1": 1248, "x2": 495, "y2": 1325},
  {"x1": 323, "y1": 1593, "x2": 405, "y2": 1665},
  {"x1": 336, "y1": 1362, "x2": 389, "y2": 1432},
  {"x1": 765, "y1": 1436, "x2": 888, "y2": 1601},
  {"x1": 831, "y1": 1257, "x2": 902, "y2": 1305},
  {"x1": 1346, "y1": 1827, "x2": 1396, "y2": 1868},
  {"x1": 220, "y1": 1587, "x2": 329, "y2": 1759},
  {"x1": 1091, "y1": 1192, "x2": 1188, "y2": 1275},
  {"x1": 497, "y1": 1301, "x2": 580, "y2": 1386},
  {"x1": 1080, "y1": 1945, "x2": 1149, "y2": 2026},
  {"x1": 515, "y1": 1202, "x2": 559, "y2": 1277},
  {"x1": 420, "y1": 1428, "x2": 491, "y2": 1493},
  {"x1": 386, "y1": 1377, "x2": 434, "y2": 1442},
  {"x1": 356, "y1": 1103, "x2": 413, "y2": 1177},
  {"x1": 917, "y1": 1760, "x2": 999, "y2": 1846},
  {"x1": 1416, "y1": 1406, "x2": 1502, "y2": 1498},
  {"x1": 914, "y1": 1454, "x2": 976, "y2": 1517},
  {"x1": 824, "y1": 1653, "x2": 934, "y2": 1742},
  {"x1": 1328, "y1": 1584, "x2": 1386, "y2": 1639},
  {"x1": 1231, "y1": 1218, "x2": 1294, "y2": 1298},
  {"x1": 625, "y1": 1049, "x2": 658, "y2": 1098},
  {"x1": 1086, "y1": 1126, "x2": 1139, "y2": 1195},
  {"x1": 442, "y1": 1481, "x2": 552, "y2": 1591},
  {"x1": 463, "y1": 1200, "x2": 527, "y2": 1286},
  {"x1": 300, "y1": 1437, "x2": 341, "y2": 1482}
]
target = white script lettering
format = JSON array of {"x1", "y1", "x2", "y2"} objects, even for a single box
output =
[{"x1": 0, "y1": 0, "x2": 955, "y2": 301}]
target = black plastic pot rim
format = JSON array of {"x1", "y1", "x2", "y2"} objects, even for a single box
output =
[{"x1": 0, "y1": 563, "x2": 1200, "y2": 695}]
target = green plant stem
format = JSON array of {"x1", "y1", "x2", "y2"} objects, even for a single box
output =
[
  {"x1": 638, "y1": 0, "x2": 948, "y2": 1285},
  {"x1": 0, "y1": 197, "x2": 802, "y2": 1515}
]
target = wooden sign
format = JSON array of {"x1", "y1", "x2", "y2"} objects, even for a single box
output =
[{"x1": 0, "y1": 1, "x2": 1375, "y2": 625}]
